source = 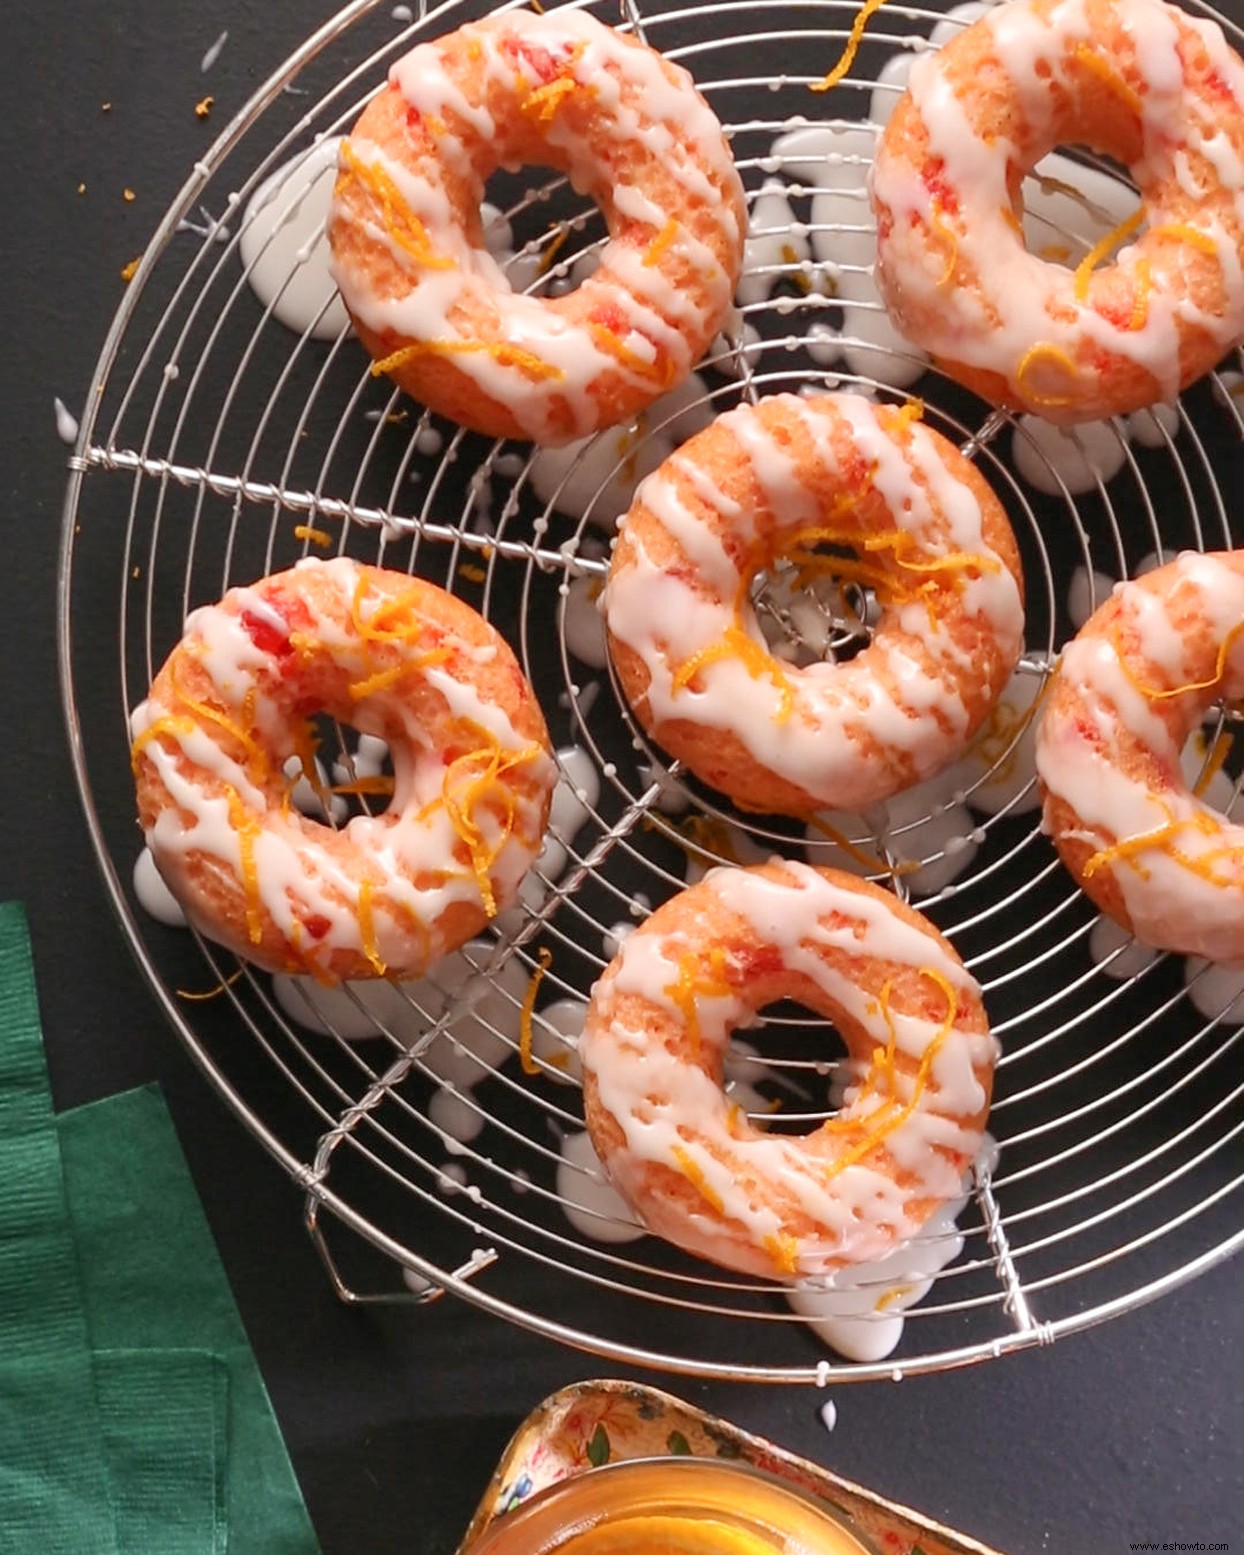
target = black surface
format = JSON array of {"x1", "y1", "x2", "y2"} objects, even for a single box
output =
[{"x1": 3, "y1": 3, "x2": 1242, "y2": 1553}]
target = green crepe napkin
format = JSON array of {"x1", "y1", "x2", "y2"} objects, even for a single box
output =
[
  {"x1": 1, "y1": 899, "x2": 321, "y2": 1554},
  {"x1": 94, "y1": 1347, "x2": 228, "y2": 1554},
  {"x1": 0, "y1": 900, "x2": 119, "y2": 1554},
  {"x1": 59, "y1": 1085, "x2": 322, "y2": 1555}
]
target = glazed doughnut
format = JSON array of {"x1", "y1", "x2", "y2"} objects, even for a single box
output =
[
  {"x1": 1036, "y1": 549, "x2": 1244, "y2": 964},
  {"x1": 131, "y1": 557, "x2": 556, "y2": 981},
  {"x1": 327, "y1": 9, "x2": 746, "y2": 445},
  {"x1": 580, "y1": 861, "x2": 997, "y2": 1281},
  {"x1": 870, "y1": 0, "x2": 1244, "y2": 423},
  {"x1": 603, "y1": 392, "x2": 1025, "y2": 817}
]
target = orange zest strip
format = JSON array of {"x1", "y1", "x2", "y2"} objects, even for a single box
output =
[
  {"x1": 929, "y1": 201, "x2": 959, "y2": 287},
  {"x1": 585, "y1": 321, "x2": 670, "y2": 384},
  {"x1": 349, "y1": 663, "x2": 406, "y2": 700},
  {"x1": 521, "y1": 74, "x2": 578, "y2": 122},
  {"x1": 168, "y1": 657, "x2": 271, "y2": 786},
  {"x1": 1015, "y1": 341, "x2": 1081, "y2": 407},
  {"x1": 661, "y1": 814, "x2": 748, "y2": 867},
  {"x1": 1194, "y1": 728, "x2": 1234, "y2": 799},
  {"x1": 663, "y1": 945, "x2": 734, "y2": 1056},
  {"x1": 1081, "y1": 802, "x2": 1230, "y2": 886},
  {"x1": 671, "y1": 627, "x2": 795, "y2": 723},
  {"x1": 130, "y1": 712, "x2": 197, "y2": 773},
  {"x1": 763, "y1": 1232, "x2": 800, "y2": 1277},
  {"x1": 779, "y1": 243, "x2": 815, "y2": 295},
  {"x1": 1129, "y1": 255, "x2": 1152, "y2": 331},
  {"x1": 223, "y1": 784, "x2": 265, "y2": 946},
  {"x1": 805, "y1": 814, "x2": 914, "y2": 876},
  {"x1": 1071, "y1": 43, "x2": 1143, "y2": 115},
  {"x1": 332, "y1": 775, "x2": 397, "y2": 797},
  {"x1": 176, "y1": 969, "x2": 245, "y2": 1002},
  {"x1": 810, "y1": 0, "x2": 891, "y2": 92},
  {"x1": 1113, "y1": 616, "x2": 1244, "y2": 703},
  {"x1": 875, "y1": 1282, "x2": 915, "y2": 1311},
  {"x1": 426, "y1": 723, "x2": 544, "y2": 917},
  {"x1": 822, "y1": 968, "x2": 960, "y2": 1179},
  {"x1": 538, "y1": 224, "x2": 570, "y2": 276},
  {"x1": 519, "y1": 947, "x2": 553, "y2": 1076},
  {"x1": 643, "y1": 218, "x2": 680, "y2": 269},
  {"x1": 518, "y1": 39, "x2": 588, "y2": 122},
  {"x1": 1148, "y1": 222, "x2": 1220, "y2": 258},
  {"x1": 289, "y1": 717, "x2": 332, "y2": 816},
  {"x1": 339, "y1": 140, "x2": 453, "y2": 270},
  {"x1": 371, "y1": 337, "x2": 565, "y2": 382},
  {"x1": 1073, "y1": 207, "x2": 1144, "y2": 301},
  {"x1": 357, "y1": 878, "x2": 387, "y2": 976},
  {"x1": 293, "y1": 524, "x2": 333, "y2": 549},
  {"x1": 671, "y1": 1145, "x2": 726, "y2": 1214}
]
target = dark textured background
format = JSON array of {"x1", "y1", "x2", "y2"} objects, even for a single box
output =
[{"x1": 2, "y1": 2, "x2": 1241, "y2": 1552}]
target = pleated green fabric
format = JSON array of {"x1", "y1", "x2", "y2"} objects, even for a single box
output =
[{"x1": 0, "y1": 902, "x2": 321, "y2": 1554}]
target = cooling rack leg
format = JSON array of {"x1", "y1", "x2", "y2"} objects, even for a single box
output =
[{"x1": 304, "y1": 1191, "x2": 498, "y2": 1308}]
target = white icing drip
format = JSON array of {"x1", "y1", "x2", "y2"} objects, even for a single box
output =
[
  {"x1": 133, "y1": 847, "x2": 187, "y2": 927},
  {"x1": 789, "y1": 1139, "x2": 991, "y2": 1361},
  {"x1": 240, "y1": 139, "x2": 350, "y2": 340},
  {"x1": 557, "y1": 1130, "x2": 646, "y2": 1242}
]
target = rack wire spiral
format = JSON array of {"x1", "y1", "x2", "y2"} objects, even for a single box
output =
[{"x1": 61, "y1": 0, "x2": 1244, "y2": 1382}]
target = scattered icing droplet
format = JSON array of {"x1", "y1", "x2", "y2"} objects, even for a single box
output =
[
  {"x1": 401, "y1": 1266, "x2": 435, "y2": 1296},
  {"x1": 53, "y1": 397, "x2": 79, "y2": 446},
  {"x1": 818, "y1": 1399, "x2": 838, "y2": 1432},
  {"x1": 200, "y1": 30, "x2": 228, "y2": 72}
]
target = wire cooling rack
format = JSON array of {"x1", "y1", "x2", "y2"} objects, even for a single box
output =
[{"x1": 60, "y1": 0, "x2": 1244, "y2": 1381}]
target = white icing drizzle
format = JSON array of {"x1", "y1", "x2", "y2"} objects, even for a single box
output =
[
  {"x1": 604, "y1": 393, "x2": 1024, "y2": 812},
  {"x1": 1037, "y1": 551, "x2": 1244, "y2": 962},
  {"x1": 240, "y1": 138, "x2": 350, "y2": 340},
  {"x1": 582, "y1": 864, "x2": 996, "y2": 1279},
  {"x1": 330, "y1": 10, "x2": 743, "y2": 444}
]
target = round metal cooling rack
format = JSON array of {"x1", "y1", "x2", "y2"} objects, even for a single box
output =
[{"x1": 61, "y1": 0, "x2": 1244, "y2": 1383}]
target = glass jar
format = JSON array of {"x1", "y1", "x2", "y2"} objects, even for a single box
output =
[{"x1": 462, "y1": 1456, "x2": 881, "y2": 1554}]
